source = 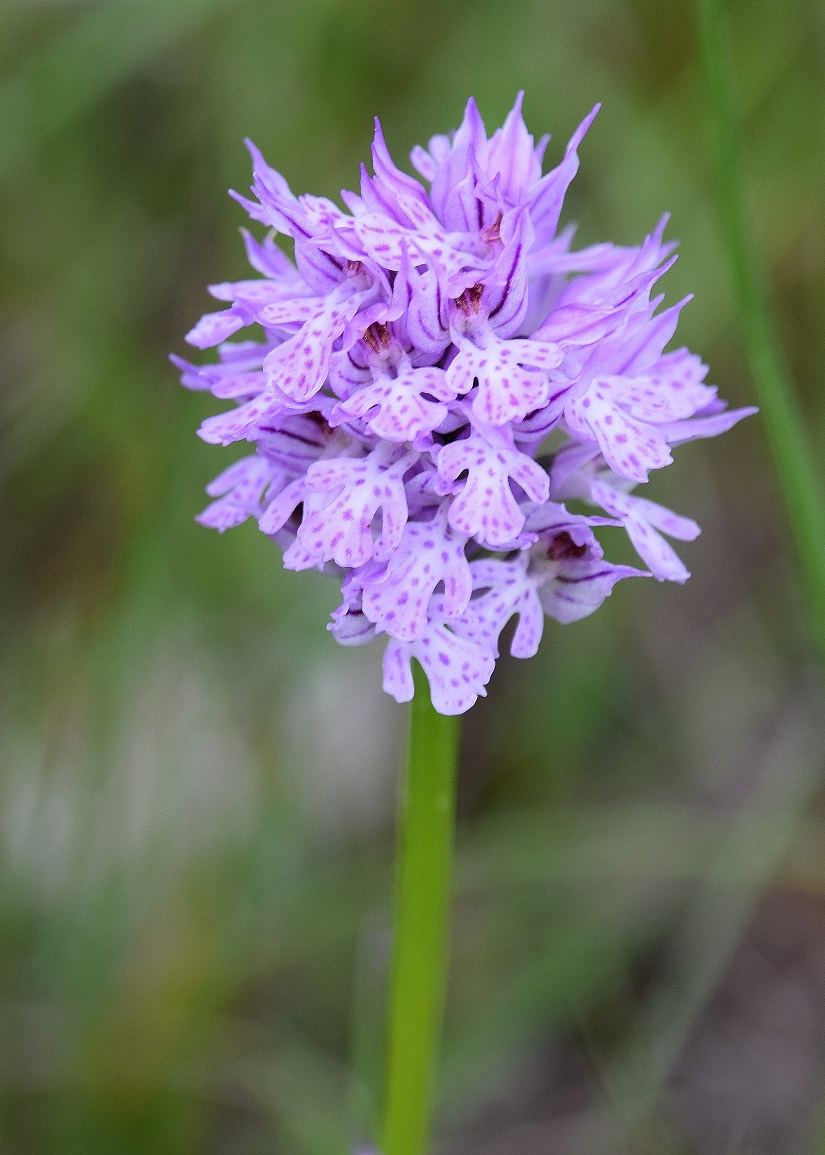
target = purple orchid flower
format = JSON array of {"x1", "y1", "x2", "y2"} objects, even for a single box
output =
[{"x1": 176, "y1": 94, "x2": 755, "y2": 714}]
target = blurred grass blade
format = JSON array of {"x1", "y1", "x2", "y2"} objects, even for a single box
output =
[{"x1": 696, "y1": 0, "x2": 825, "y2": 663}]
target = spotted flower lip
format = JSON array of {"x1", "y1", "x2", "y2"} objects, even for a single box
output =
[{"x1": 176, "y1": 93, "x2": 756, "y2": 714}]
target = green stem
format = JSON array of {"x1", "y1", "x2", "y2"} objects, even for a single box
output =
[
  {"x1": 382, "y1": 665, "x2": 461, "y2": 1155},
  {"x1": 696, "y1": 0, "x2": 825, "y2": 663}
]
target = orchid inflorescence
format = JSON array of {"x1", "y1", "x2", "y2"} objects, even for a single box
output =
[{"x1": 175, "y1": 94, "x2": 754, "y2": 714}]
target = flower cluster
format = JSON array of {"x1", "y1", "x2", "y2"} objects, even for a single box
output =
[{"x1": 175, "y1": 95, "x2": 754, "y2": 715}]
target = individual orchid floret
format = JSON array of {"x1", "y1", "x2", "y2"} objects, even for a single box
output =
[
  {"x1": 293, "y1": 442, "x2": 417, "y2": 569},
  {"x1": 453, "y1": 519, "x2": 643, "y2": 659},
  {"x1": 176, "y1": 93, "x2": 754, "y2": 714},
  {"x1": 436, "y1": 419, "x2": 549, "y2": 548},
  {"x1": 360, "y1": 506, "x2": 473, "y2": 642},
  {"x1": 549, "y1": 443, "x2": 700, "y2": 583},
  {"x1": 382, "y1": 615, "x2": 496, "y2": 716},
  {"x1": 447, "y1": 283, "x2": 562, "y2": 426},
  {"x1": 333, "y1": 323, "x2": 454, "y2": 442},
  {"x1": 196, "y1": 454, "x2": 285, "y2": 532}
]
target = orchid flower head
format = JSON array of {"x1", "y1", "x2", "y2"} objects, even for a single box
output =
[{"x1": 176, "y1": 94, "x2": 755, "y2": 714}]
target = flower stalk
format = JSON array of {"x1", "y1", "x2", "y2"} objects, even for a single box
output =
[{"x1": 383, "y1": 664, "x2": 460, "y2": 1155}]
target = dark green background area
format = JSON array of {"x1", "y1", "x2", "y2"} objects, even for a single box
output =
[{"x1": 1, "y1": 1, "x2": 824, "y2": 1151}]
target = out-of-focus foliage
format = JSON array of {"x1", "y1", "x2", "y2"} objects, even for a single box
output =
[{"x1": 1, "y1": 1, "x2": 824, "y2": 1152}]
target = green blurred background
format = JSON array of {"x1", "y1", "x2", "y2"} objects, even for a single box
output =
[{"x1": 2, "y1": 0, "x2": 825, "y2": 1151}]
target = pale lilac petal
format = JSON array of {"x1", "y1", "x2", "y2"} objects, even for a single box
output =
[
  {"x1": 216, "y1": 340, "x2": 268, "y2": 367},
  {"x1": 328, "y1": 605, "x2": 377, "y2": 646},
  {"x1": 263, "y1": 294, "x2": 361, "y2": 402},
  {"x1": 392, "y1": 244, "x2": 450, "y2": 359},
  {"x1": 528, "y1": 105, "x2": 599, "y2": 245},
  {"x1": 329, "y1": 343, "x2": 373, "y2": 400},
  {"x1": 258, "y1": 476, "x2": 306, "y2": 536},
  {"x1": 210, "y1": 371, "x2": 266, "y2": 399},
  {"x1": 659, "y1": 406, "x2": 758, "y2": 445},
  {"x1": 510, "y1": 593, "x2": 546, "y2": 658},
  {"x1": 352, "y1": 205, "x2": 486, "y2": 294},
  {"x1": 186, "y1": 309, "x2": 246, "y2": 349},
  {"x1": 546, "y1": 440, "x2": 601, "y2": 493},
  {"x1": 241, "y1": 229, "x2": 297, "y2": 279},
  {"x1": 590, "y1": 479, "x2": 698, "y2": 583},
  {"x1": 486, "y1": 92, "x2": 542, "y2": 202},
  {"x1": 592, "y1": 482, "x2": 699, "y2": 541},
  {"x1": 612, "y1": 297, "x2": 689, "y2": 376},
  {"x1": 384, "y1": 624, "x2": 494, "y2": 715},
  {"x1": 483, "y1": 212, "x2": 532, "y2": 338},
  {"x1": 623, "y1": 518, "x2": 690, "y2": 583},
  {"x1": 282, "y1": 537, "x2": 328, "y2": 571},
  {"x1": 511, "y1": 382, "x2": 570, "y2": 443},
  {"x1": 541, "y1": 561, "x2": 645, "y2": 623},
  {"x1": 258, "y1": 296, "x2": 330, "y2": 326},
  {"x1": 171, "y1": 353, "x2": 216, "y2": 392},
  {"x1": 204, "y1": 455, "x2": 266, "y2": 498},
  {"x1": 409, "y1": 144, "x2": 438, "y2": 183},
  {"x1": 440, "y1": 155, "x2": 500, "y2": 234},
  {"x1": 370, "y1": 119, "x2": 432, "y2": 215},
  {"x1": 429, "y1": 97, "x2": 488, "y2": 220},
  {"x1": 453, "y1": 556, "x2": 545, "y2": 658},
  {"x1": 258, "y1": 415, "x2": 332, "y2": 473},
  {"x1": 382, "y1": 639, "x2": 415, "y2": 703},
  {"x1": 566, "y1": 381, "x2": 672, "y2": 482},
  {"x1": 294, "y1": 236, "x2": 347, "y2": 295},
  {"x1": 198, "y1": 395, "x2": 286, "y2": 446},
  {"x1": 535, "y1": 264, "x2": 674, "y2": 351},
  {"x1": 524, "y1": 499, "x2": 601, "y2": 542},
  {"x1": 638, "y1": 348, "x2": 717, "y2": 420}
]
